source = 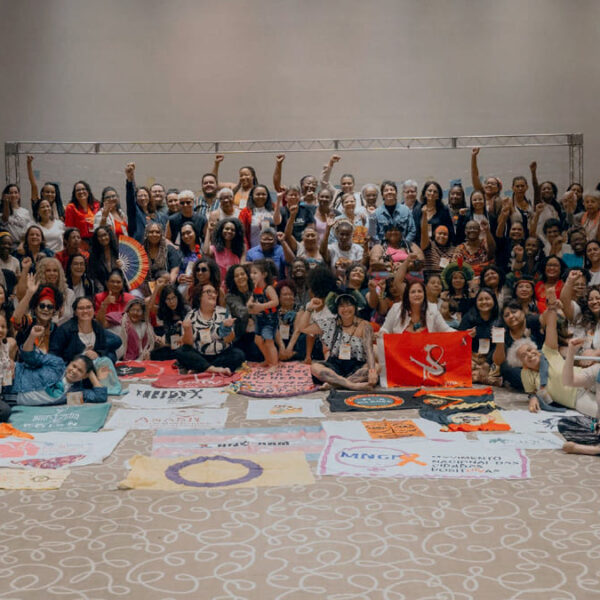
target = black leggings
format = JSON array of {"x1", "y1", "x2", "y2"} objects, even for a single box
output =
[{"x1": 175, "y1": 344, "x2": 245, "y2": 373}]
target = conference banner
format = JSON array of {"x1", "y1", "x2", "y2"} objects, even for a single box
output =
[{"x1": 380, "y1": 331, "x2": 472, "y2": 388}]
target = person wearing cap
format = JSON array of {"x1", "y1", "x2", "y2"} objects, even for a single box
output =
[
  {"x1": 11, "y1": 277, "x2": 63, "y2": 353},
  {"x1": 300, "y1": 290, "x2": 378, "y2": 390},
  {"x1": 246, "y1": 228, "x2": 287, "y2": 280},
  {"x1": 440, "y1": 260, "x2": 475, "y2": 323}
]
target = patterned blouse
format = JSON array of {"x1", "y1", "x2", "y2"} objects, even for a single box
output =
[{"x1": 187, "y1": 306, "x2": 234, "y2": 356}]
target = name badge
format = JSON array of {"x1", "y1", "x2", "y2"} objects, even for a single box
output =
[
  {"x1": 491, "y1": 327, "x2": 505, "y2": 344},
  {"x1": 246, "y1": 319, "x2": 255, "y2": 333},
  {"x1": 339, "y1": 343, "x2": 352, "y2": 360},
  {"x1": 280, "y1": 324, "x2": 290, "y2": 340},
  {"x1": 238, "y1": 198, "x2": 247, "y2": 209},
  {"x1": 478, "y1": 338, "x2": 490, "y2": 354},
  {"x1": 67, "y1": 391, "x2": 84, "y2": 406},
  {"x1": 170, "y1": 334, "x2": 181, "y2": 350},
  {"x1": 199, "y1": 329, "x2": 212, "y2": 344},
  {"x1": 439, "y1": 257, "x2": 450, "y2": 268}
]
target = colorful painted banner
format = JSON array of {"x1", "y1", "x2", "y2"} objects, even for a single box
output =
[
  {"x1": 326, "y1": 389, "x2": 420, "y2": 412},
  {"x1": 245, "y1": 398, "x2": 324, "y2": 420},
  {"x1": 381, "y1": 332, "x2": 472, "y2": 387},
  {"x1": 9, "y1": 404, "x2": 111, "y2": 433},
  {"x1": 119, "y1": 451, "x2": 315, "y2": 490},
  {"x1": 321, "y1": 419, "x2": 467, "y2": 440},
  {"x1": 152, "y1": 426, "x2": 326, "y2": 458},
  {"x1": 318, "y1": 436, "x2": 530, "y2": 479},
  {"x1": 105, "y1": 408, "x2": 228, "y2": 431},
  {"x1": 0, "y1": 468, "x2": 71, "y2": 489},
  {"x1": 234, "y1": 362, "x2": 319, "y2": 397},
  {"x1": 116, "y1": 385, "x2": 226, "y2": 409},
  {"x1": 0, "y1": 430, "x2": 127, "y2": 469}
]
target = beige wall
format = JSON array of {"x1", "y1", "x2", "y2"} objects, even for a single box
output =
[{"x1": 1, "y1": 0, "x2": 598, "y2": 201}]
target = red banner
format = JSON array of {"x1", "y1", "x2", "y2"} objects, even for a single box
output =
[{"x1": 383, "y1": 332, "x2": 472, "y2": 388}]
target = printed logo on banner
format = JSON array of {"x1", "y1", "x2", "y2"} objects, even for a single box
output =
[
  {"x1": 344, "y1": 394, "x2": 405, "y2": 409},
  {"x1": 336, "y1": 445, "x2": 427, "y2": 470}
]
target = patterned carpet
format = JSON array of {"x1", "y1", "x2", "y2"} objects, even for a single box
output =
[{"x1": 1, "y1": 387, "x2": 599, "y2": 600}]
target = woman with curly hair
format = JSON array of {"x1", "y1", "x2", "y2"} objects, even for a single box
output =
[
  {"x1": 88, "y1": 225, "x2": 121, "y2": 293},
  {"x1": 534, "y1": 255, "x2": 566, "y2": 313},
  {"x1": 64, "y1": 181, "x2": 99, "y2": 246},
  {"x1": 203, "y1": 217, "x2": 246, "y2": 281},
  {"x1": 143, "y1": 223, "x2": 180, "y2": 287},
  {"x1": 150, "y1": 284, "x2": 187, "y2": 361},
  {"x1": 188, "y1": 257, "x2": 224, "y2": 307}
]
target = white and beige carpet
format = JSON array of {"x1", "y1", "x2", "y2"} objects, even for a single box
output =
[{"x1": 1, "y1": 387, "x2": 599, "y2": 600}]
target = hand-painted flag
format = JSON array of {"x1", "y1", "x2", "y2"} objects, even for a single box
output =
[{"x1": 382, "y1": 331, "x2": 472, "y2": 388}]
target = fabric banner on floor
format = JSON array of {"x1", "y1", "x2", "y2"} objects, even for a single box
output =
[
  {"x1": 116, "y1": 385, "x2": 226, "y2": 409},
  {"x1": 419, "y1": 392, "x2": 509, "y2": 432},
  {"x1": 245, "y1": 398, "x2": 324, "y2": 420},
  {"x1": 152, "y1": 425, "x2": 326, "y2": 458},
  {"x1": 318, "y1": 436, "x2": 530, "y2": 479},
  {"x1": 119, "y1": 451, "x2": 315, "y2": 490},
  {"x1": 321, "y1": 419, "x2": 468, "y2": 440},
  {"x1": 105, "y1": 408, "x2": 228, "y2": 430},
  {"x1": 502, "y1": 410, "x2": 580, "y2": 433},
  {"x1": 0, "y1": 430, "x2": 127, "y2": 469},
  {"x1": 115, "y1": 360, "x2": 178, "y2": 381},
  {"x1": 152, "y1": 372, "x2": 241, "y2": 389},
  {"x1": 326, "y1": 389, "x2": 420, "y2": 412},
  {"x1": 234, "y1": 362, "x2": 319, "y2": 398},
  {"x1": 9, "y1": 404, "x2": 111, "y2": 433},
  {"x1": 0, "y1": 468, "x2": 71, "y2": 489},
  {"x1": 381, "y1": 332, "x2": 472, "y2": 388},
  {"x1": 476, "y1": 432, "x2": 564, "y2": 449}
]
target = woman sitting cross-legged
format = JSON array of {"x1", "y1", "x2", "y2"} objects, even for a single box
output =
[
  {"x1": 8, "y1": 324, "x2": 107, "y2": 405},
  {"x1": 175, "y1": 282, "x2": 245, "y2": 375},
  {"x1": 300, "y1": 291, "x2": 378, "y2": 390}
]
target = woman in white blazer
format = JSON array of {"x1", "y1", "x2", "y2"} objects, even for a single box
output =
[{"x1": 381, "y1": 280, "x2": 455, "y2": 334}]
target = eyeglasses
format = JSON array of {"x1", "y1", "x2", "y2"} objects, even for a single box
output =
[
  {"x1": 38, "y1": 302, "x2": 55, "y2": 310},
  {"x1": 202, "y1": 290, "x2": 217, "y2": 296},
  {"x1": 104, "y1": 194, "x2": 118, "y2": 201},
  {"x1": 197, "y1": 266, "x2": 209, "y2": 272},
  {"x1": 77, "y1": 305, "x2": 94, "y2": 310},
  {"x1": 180, "y1": 200, "x2": 193, "y2": 206}
]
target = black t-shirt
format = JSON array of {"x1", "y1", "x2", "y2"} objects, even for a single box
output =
[
  {"x1": 168, "y1": 213, "x2": 207, "y2": 244},
  {"x1": 279, "y1": 205, "x2": 316, "y2": 241}
]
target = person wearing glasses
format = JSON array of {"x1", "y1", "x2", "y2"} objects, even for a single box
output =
[
  {"x1": 165, "y1": 190, "x2": 207, "y2": 245},
  {"x1": 94, "y1": 186, "x2": 128, "y2": 237},
  {"x1": 176, "y1": 282, "x2": 244, "y2": 374},
  {"x1": 11, "y1": 276, "x2": 63, "y2": 353}
]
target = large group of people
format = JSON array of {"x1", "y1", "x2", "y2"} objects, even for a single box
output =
[{"x1": 1, "y1": 149, "x2": 600, "y2": 451}]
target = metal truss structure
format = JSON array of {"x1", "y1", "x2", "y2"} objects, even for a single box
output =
[{"x1": 4, "y1": 133, "x2": 583, "y2": 185}]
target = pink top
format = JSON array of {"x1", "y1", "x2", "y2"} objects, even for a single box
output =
[{"x1": 211, "y1": 245, "x2": 241, "y2": 282}]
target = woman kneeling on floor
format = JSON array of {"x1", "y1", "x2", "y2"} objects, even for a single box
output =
[{"x1": 301, "y1": 291, "x2": 378, "y2": 390}]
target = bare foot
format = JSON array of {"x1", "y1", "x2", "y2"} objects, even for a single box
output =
[
  {"x1": 320, "y1": 383, "x2": 332, "y2": 391},
  {"x1": 347, "y1": 381, "x2": 373, "y2": 391},
  {"x1": 563, "y1": 441, "x2": 600, "y2": 455},
  {"x1": 207, "y1": 366, "x2": 232, "y2": 376}
]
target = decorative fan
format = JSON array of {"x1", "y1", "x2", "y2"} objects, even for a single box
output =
[{"x1": 118, "y1": 236, "x2": 149, "y2": 290}]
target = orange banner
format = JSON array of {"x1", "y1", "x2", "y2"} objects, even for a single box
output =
[{"x1": 383, "y1": 332, "x2": 472, "y2": 388}]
